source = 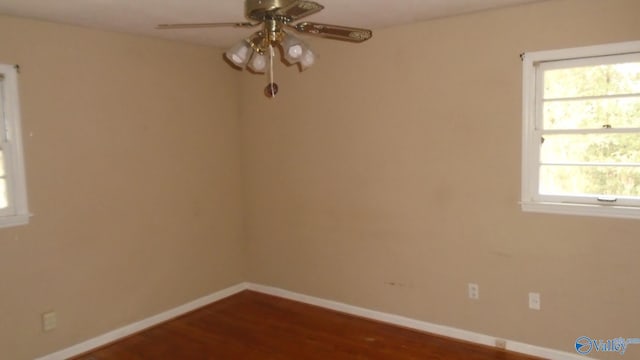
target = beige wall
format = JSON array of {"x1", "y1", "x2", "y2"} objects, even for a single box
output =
[
  {"x1": 0, "y1": 15, "x2": 245, "y2": 360},
  {"x1": 242, "y1": 0, "x2": 640, "y2": 358}
]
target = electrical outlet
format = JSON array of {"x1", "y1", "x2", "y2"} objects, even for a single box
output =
[
  {"x1": 468, "y1": 283, "x2": 479, "y2": 300},
  {"x1": 42, "y1": 311, "x2": 57, "y2": 332},
  {"x1": 529, "y1": 292, "x2": 541, "y2": 310}
]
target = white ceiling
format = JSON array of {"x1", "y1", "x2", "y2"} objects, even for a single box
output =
[{"x1": 0, "y1": 0, "x2": 548, "y2": 48}]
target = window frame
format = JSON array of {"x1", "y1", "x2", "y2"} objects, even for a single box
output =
[
  {"x1": 521, "y1": 40, "x2": 640, "y2": 220},
  {"x1": 0, "y1": 63, "x2": 29, "y2": 227}
]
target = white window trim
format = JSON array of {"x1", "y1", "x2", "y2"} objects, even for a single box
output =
[
  {"x1": 521, "y1": 40, "x2": 640, "y2": 220},
  {"x1": 0, "y1": 64, "x2": 30, "y2": 228}
]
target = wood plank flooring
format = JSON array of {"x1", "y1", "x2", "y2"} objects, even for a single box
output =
[{"x1": 72, "y1": 290, "x2": 545, "y2": 360}]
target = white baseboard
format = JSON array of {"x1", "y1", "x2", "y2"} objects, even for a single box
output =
[
  {"x1": 36, "y1": 282, "x2": 595, "y2": 360},
  {"x1": 34, "y1": 283, "x2": 249, "y2": 360},
  {"x1": 246, "y1": 283, "x2": 596, "y2": 360}
]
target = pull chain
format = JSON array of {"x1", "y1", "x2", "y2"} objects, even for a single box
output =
[
  {"x1": 264, "y1": 44, "x2": 278, "y2": 98},
  {"x1": 269, "y1": 45, "x2": 274, "y2": 84}
]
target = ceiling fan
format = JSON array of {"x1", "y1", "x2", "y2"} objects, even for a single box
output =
[{"x1": 157, "y1": 0, "x2": 373, "y2": 97}]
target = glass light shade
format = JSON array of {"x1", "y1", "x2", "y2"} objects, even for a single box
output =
[
  {"x1": 288, "y1": 44, "x2": 303, "y2": 59},
  {"x1": 300, "y1": 48, "x2": 316, "y2": 70},
  {"x1": 225, "y1": 40, "x2": 252, "y2": 67},
  {"x1": 248, "y1": 52, "x2": 268, "y2": 73},
  {"x1": 281, "y1": 33, "x2": 306, "y2": 65}
]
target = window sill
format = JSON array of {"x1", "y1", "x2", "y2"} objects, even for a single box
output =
[
  {"x1": 0, "y1": 213, "x2": 31, "y2": 229},
  {"x1": 521, "y1": 201, "x2": 640, "y2": 220}
]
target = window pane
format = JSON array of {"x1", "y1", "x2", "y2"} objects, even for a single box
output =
[
  {"x1": 543, "y1": 96, "x2": 640, "y2": 130},
  {"x1": 0, "y1": 178, "x2": 7, "y2": 209},
  {"x1": 540, "y1": 165, "x2": 640, "y2": 197},
  {"x1": 543, "y1": 62, "x2": 640, "y2": 99},
  {"x1": 541, "y1": 133, "x2": 640, "y2": 164}
]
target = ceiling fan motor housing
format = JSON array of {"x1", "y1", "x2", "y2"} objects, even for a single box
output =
[{"x1": 246, "y1": 0, "x2": 298, "y2": 21}]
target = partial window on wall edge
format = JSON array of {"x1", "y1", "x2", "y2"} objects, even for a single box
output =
[{"x1": 0, "y1": 63, "x2": 29, "y2": 228}]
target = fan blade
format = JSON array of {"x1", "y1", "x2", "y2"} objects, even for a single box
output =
[
  {"x1": 291, "y1": 22, "x2": 372, "y2": 42},
  {"x1": 156, "y1": 22, "x2": 259, "y2": 30},
  {"x1": 278, "y1": 1, "x2": 324, "y2": 21}
]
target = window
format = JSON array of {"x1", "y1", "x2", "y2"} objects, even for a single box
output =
[
  {"x1": 522, "y1": 41, "x2": 640, "y2": 219},
  {"x1": 0, "y1": 63, "x2": 29, "y2": 227}
]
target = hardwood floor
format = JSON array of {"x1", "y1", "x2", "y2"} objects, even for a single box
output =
[{"x1": 72, "y1": 290, "x2": 545, "y2": 360}]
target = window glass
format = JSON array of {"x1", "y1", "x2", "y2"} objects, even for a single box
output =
[
  {"x1": 543, "y1": 62, "x2": 640, "y2": 99},
  {"x1": 543, "y1": 97, "x2": 640, "y2": 130}
]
